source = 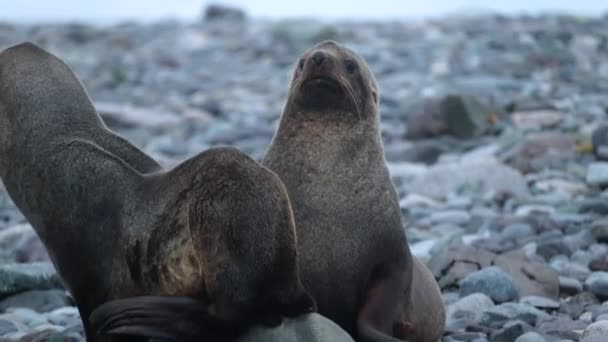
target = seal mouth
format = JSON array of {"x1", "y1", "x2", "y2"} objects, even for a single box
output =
[{"x1": 302, "y1": 75, "x2": 340, "y2": 90}]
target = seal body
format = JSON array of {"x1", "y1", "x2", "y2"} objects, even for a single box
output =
[
  {"x1": 0, "y1": 42, "x2": 314, "y2": 342},
  {"x1": 263, "y1": 41, "x2": 445, "y2": 341}
]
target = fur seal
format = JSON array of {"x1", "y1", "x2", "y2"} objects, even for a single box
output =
[
  {"x1": 0, "y1": 42, "x2": 315, "y2": 342},
  {"x1": 262, "y1": 40, "x2": 445, "y2": 341}
]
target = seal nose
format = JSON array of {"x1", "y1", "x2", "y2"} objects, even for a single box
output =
[{"x1": 311, "y1": 51, "x2": 326, "y2": 67}]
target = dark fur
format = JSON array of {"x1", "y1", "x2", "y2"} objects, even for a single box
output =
[
  {"x1": 263, "y1": 41, "x2": 445, "y2": 341},
  {"x1": 0, "y1": 42, "x2": 315, "y2": 342}
]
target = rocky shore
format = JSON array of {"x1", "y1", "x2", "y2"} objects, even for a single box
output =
[{"x1": 1, "y1": 5, "x2": 608, "y2": 341}]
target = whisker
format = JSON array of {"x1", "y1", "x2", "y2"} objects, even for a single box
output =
[{"x1": 338, "y1": 75, "x2": 361, "y2": 120}]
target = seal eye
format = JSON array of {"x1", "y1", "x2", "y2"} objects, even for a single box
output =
[
  {"x1": 298, "y1": 59, "x2": 304, "y2": 70},
  {"x1": 344, "y1": 59, "x2": 357, "y2": 74}
]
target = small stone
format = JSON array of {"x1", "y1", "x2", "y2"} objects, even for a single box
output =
[
  {"x1": 492, "y1": 320, "x2": 532, "y2": 342},
  {"x1": 586, "y1": 162, "x2": 608, "y2": 187},
  {"x1": 514, "y1": 332, "x2": 546, "y2": 342},
  {"x1": 581, "y1": 320, "x2": 608, "y2": 342},
  {"x1": 512, "y1": 110, "x2": 563, "y2": 130},
  {"x1": 586, "y1": 272, "x2": 608, "y2": 298},
  {"x1": 520, "y1": 296, "x2": 560, "y2": 310},
  {"x1": 0, "y1": 290, "x2": 71, "y2": 313},
  {"x1": 0, "y1": 319, "x2": 19, "y2": 335},
  {"x1": 460, "y1": 266, "x2": 520, "y2": 303},
  {"x1": 481, "y1": 303, "x2": 548, "y2": 328},
  {"x1": 203, "y1": 4, "x2": 246, "y2": 21},
  {"x1": 560, "y1": 292, "x2": 600, "y2": 318},
  {"x1": 446, "y1": 293, "x2": 494, "y2": 326},
  {"x1": 236, "y1": 313, "x2": 354, "y2": 342},
  {"x1": 0, "y1": 263, "x2": 63, "y2": 298},
  {"x1": 559, "y1": 276, "x2": 583, "y2": 295}
]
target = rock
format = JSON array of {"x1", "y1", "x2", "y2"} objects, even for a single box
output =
[
  {"x1": 492, "y1": 320, "x2": 533, "y2": 342},
  {"x1": 203, "y1": 4, "x2": 246, "y2": 22},
  {"x1": 536, "y1": 239, "x2": 570, "y2": 261},
  {"x1": 236, "y1": 313, "x2": 354, "y2": 342},
  {"x1": 511, "y1": 110, "x2": 563, "y2": 130},
  {"x1": 459, "y1": 266, "x2": 520, "y2": 303},
  {"x1": 591, "y1": 219, "x2": 608, "y2": 243},
  {"x1": 520, "y1": 296, "x2": 560, "y2": 310},
  {"x1": 425, "y1": 210, "x2": 471, "y2": 226},
  {"x1": 592, "y1": 124, "x2": 608, "y2": 160},
  {"x1": 403, "y1": 98, "x2": 448, "y2": 139},
  {"x1": 515, "y1": 332, "x2": 546, "y2": 342},
  {"x1": 0, "y1": 263, "x2": 63, "y2": 298},
  {"x1": 440, "y1": 94, "x2": 499, "y2": 139},
  {"x1": 0, "y1": 290, "x2": 71, "y2": 313},
  {"x1": 536, "y1": 315, "x2": 587, "y2": 339},
  {"x1": 587, "y1": 163, "x2": 608, "y2": 187},
  {"x1": 581, "y1": 320, "x2": 608, "y2": 342},
  {"x1": 0, "y1": 318, "x2": 19, "y2": 335},
  {"x1": 430, "y1": 246, "x2": 559, "y2": 300},
  {"x1": 586, "y1": 272, "x2": 608, "y2": 298},
  {"x1": 559, "y1": 292, "x2": 599, "y2": 318},
  {"x1": 271, "y1": 19, "x2": 339, "y2": 49},
  {"x1": 96, "y1": 102, "x2": 180, "y2": 130},
  {"x1": 481, "y1": 303, "x2": 549, "y2": 328},
  {"x1": 407, "y1": 159, "x2": 528, "y2": 200},
  {"x1": 505, "y1": 133, "x2": 576, "y2": 174},
  {"x1": 559, "y1": 276, "x2": 583, "y2": 295},
  {"x1": 446, "y1": 293, "x2": 494, "y2": 326},
  {"x1": 14, "y1": 234, "x2": 51, "y2": 264}
]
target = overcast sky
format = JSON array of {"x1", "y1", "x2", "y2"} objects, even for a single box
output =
[{"x1": 2, "y1": 0, "x2": 606, "y2": 23}]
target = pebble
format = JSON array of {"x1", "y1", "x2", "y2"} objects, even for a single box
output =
[
  {"x1": 460, "y1": 266, "x2": 520, "y2": 303},
  {"x1": 586, "y1": 272, "x2": 608, "y2": 298},
  {"x1": 514, "y1": 331, "x2": 546, "y2": 342},
  {"x1": 580, "y1": 320, "x2": 608, "y2": 342}
]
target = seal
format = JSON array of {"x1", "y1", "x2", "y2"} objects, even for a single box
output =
[
  {"x1": 262, "y1": 40, "x2": 446, "y2": 341},
  {"x1": 0, "y1": 42, "x2": 315, "y2": 342}
]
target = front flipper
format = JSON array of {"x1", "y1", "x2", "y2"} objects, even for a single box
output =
[
  {"x1": 89, "y1": 296, "x2": 241, "y2": 342},
  {"x1": 357, "y1": 266, "x2": 410, "y2": 342}
]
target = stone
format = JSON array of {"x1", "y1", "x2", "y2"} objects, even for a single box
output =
[
  {"x1": 0, "y1": 290, "x2": 71, "y2": 313},
  {"x1": 514, "y1": 332, "x2": 546, "y2": 342},
  {"x1": 505, "y1": 133, "x2": 576, "y2": 174},
  {"x1": 459, "y1": 266, "x2": 520, "y2": 303},
  {"x1": 511, "y1": 110, "x2": 563, "y2": 130},
  {"x1": 270, "y1": 19, "x2": 339, "y2": 49},
  {"x1": 580, "y1": 320, "x2": 608, "y2": 342},
  {"x1": 559, "y1": 276, "x2": 583, "y2": 295},
  {"x1": 559, "y1": 292, "x2": 599, "y2": 318},
  {"x1": 586, "y1": 272, "x2": 608, "y2": 298},
  {"x1": 236, "y1": 313, "x2": 354, "y2": 342},
  {"x1": 440, "y1": 94, "x2": 499, "y2": 139},
  {"x1": 587, "y1": 162, "x2": 608, "y2": 187},
  {"x1": 592, "y1": 124, "x2": 608, "y2": 160},
  {"x1": 492, "y1": 320, "x2": 532, "y2": 342},
  {"x1": 0, "y1": 318, "x2": 19, "y2": 335},
  {"x1": 480, "y1": 303, "x2": 549, "y2": 328},
  {"x1": 203, "y1": 4, "x2": 246, "y2": 21},
  {"x1": 0, "y1": 263, "x2": 63, "y2": 298},
  {"x1": 404, "y1": 98, "x2": 447, "y2": 139},
  {"x1": 519, "y1": 296, "x2": 560, "y2": 310},
  {"x1": 446, "y1": 293, "x2": 494, "y2": 326},
  {"x1": 536, "y1": 315, "x2": 587, "y2": 339},
  {"x1": 407, "y1": 159, "x2": 528, "y2": 200}
]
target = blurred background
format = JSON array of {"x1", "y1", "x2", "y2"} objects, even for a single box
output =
[{"x1": 2, "y1": 1, "x2": 608, "y2": 341}]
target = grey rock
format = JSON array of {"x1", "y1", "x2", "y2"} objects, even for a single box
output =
[
  {"x1": 492, "y1": 320, "x2": 532, "y2": 342},
  {"x1": 203, "y1": 4, "x2": 246, "y2": 22},
  {"x1": 559, "y1": 276, "x2": 583, "y2": 295},
  {"x1": 0, "y1": 318, "x2": 19, "y2": 335},
  {"x1": 514, "y1": 332, "x2": 546, "y2": 342},
  {"x1": 586, "y1": 162, "x2": 608, "y2": 187},
  {"x1": 446, "y1": 293, "x2": 494, "y2": 326},
  {"x1": 408, "y1": 159, "x2": 528, "y2": 200},
  {"x1": 519, "y1": 296, "x2": 560, "y2": 310},
  {"x1": 592, "y1": 124, "x2": 608, "y2": 160},
  {"x1": 581, "y1": 320, "x2": 608, "y2": 342},
  {"x1": 0, "y1": 263, "x2": 63, "y2": 298},
  {"x1": 480, "y1": 303, "x2": 549, "y2": 328},
  {"x1": 505, "y1": 133, "x2": 576, "y2": 174},
  {"x1": 459, "y1": 266, "x2": 520, "y2": 303},
  {"x1": 559, "y1": 292, "x2": 599, "y2": 318},
  {"x1": 236, "y1": 313, "x2": 354, "y2": 342},
  {"x1": 0, "y1": 290, "x2": 71, "y2": 312},
  {"x1": 440, "y1": 94, "x2": 499, "y2": 139},
  {"x1": 270, "y1": 19, "x2": 339, "y2": 49},
  {"x1": 587, "y1": 272, "x2": 608, "y2": 297}
]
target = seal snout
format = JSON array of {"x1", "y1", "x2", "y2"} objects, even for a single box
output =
[{"x1": 311, "y1": 51, "x2": 326, "y2": 67}]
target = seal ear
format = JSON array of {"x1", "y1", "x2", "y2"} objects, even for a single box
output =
[
  {"x1": 372, "y1": 89, "x2": 378, "y2": 104},
  {"x1": 89, "y1": 296, "x2": 237, "y2": 342}
]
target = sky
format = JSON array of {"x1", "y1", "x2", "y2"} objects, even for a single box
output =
[{"x1": 1, "y1": 0, "x2": 606, "y2": 23}]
